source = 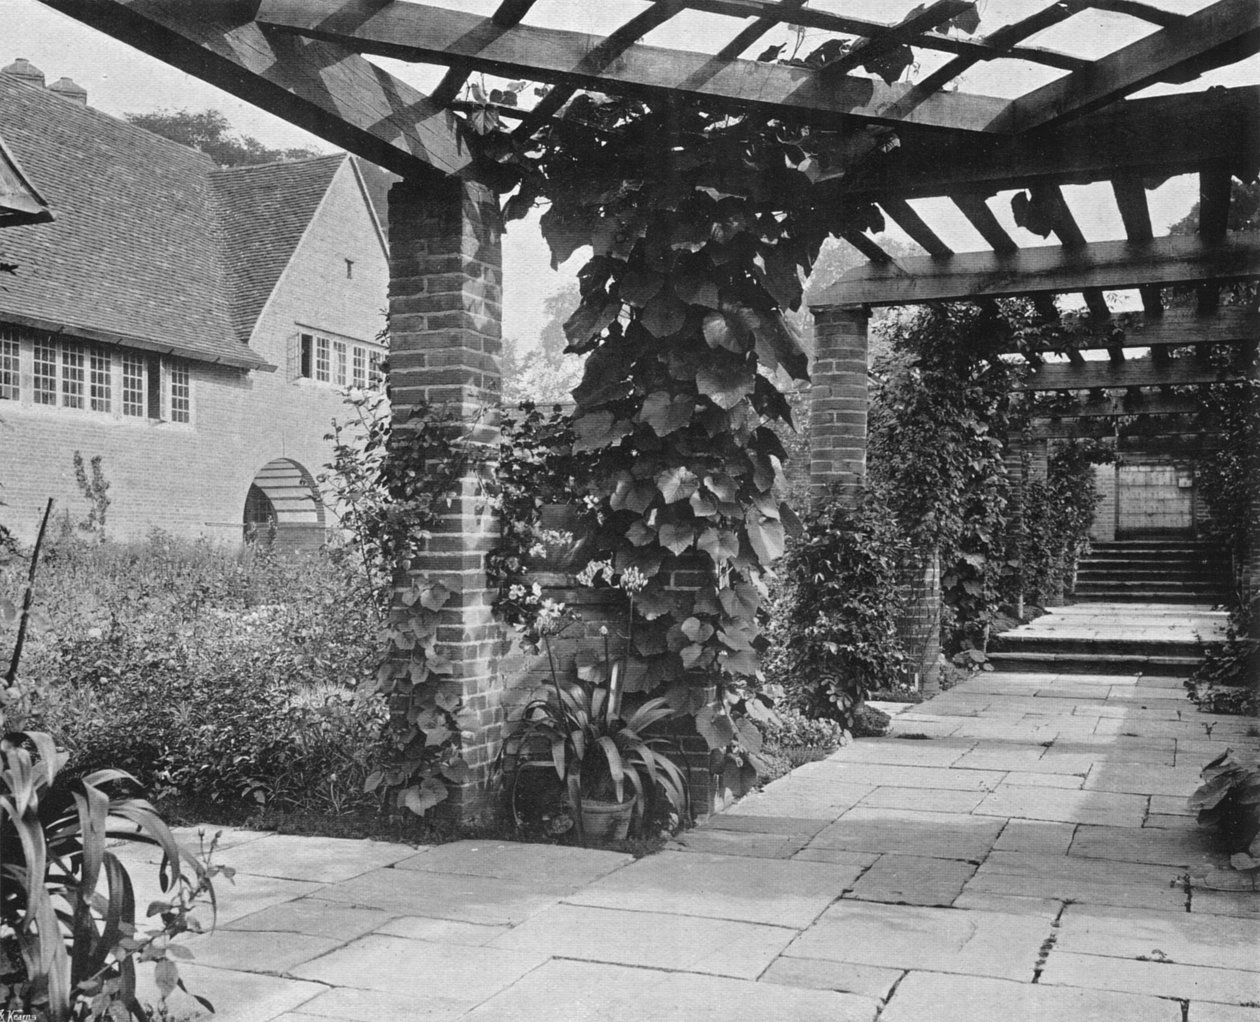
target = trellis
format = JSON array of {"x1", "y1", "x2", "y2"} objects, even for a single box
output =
[{"x1": 37, "y1": 0, "x2": 1260, "y2": 812}]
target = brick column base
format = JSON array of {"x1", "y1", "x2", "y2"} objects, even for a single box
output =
[
  {"x1": 896, "y1": 547, "x2": 942, "y2": 694},
  {"x1": 809, "y1": 305, "x2": 869, "y2": 505}
]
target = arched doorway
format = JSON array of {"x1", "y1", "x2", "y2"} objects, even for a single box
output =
[{"x1": 243, "y1": 458, "x2": 325, "y2": 551}]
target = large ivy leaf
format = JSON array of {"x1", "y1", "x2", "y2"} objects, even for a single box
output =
[
  {"x1": 675, "y1": 274, "x2": 721, "y2": 309},
  {"x1": 862, "y1": 43, "x2": 914, "y2": 85},
  {"x1": 681, "y1": 616, "x2": 715, "y2": 643},
  {"x1": 780, "y1": 502, "x2": 805, "y2": 538},
  {"x1": 697, "y1": 361, "x2": 756, "y2": 410},
  {"x1": 697, "y1": 527, "x2": 740, "y2": 566},
  {"x1": 402, "y1": 777, "x2": 449, "y2": 816},
  {"x1": 949, "y1": 2, "x2": 982, "y2": 34},
  {"x1": 539, "y1": 205, "x2": 592, "y2": 267},
  {"x1": 610, "y1": 474, "x2": 656, "y2": 514},
  {"x1": 689, "y1": 492, "x2": 717, "y2": 517},
  {"x1": 573, "y1": 411, "x2": 632, "y2": 453},
  {"x1": 659, "y1": 523, "x2": 695, "y2": 555},
  {"x1": 694, "y1": 586, "x2": 722, "y2": 615},
  {"x1": 718, "y1": 582, "x2": 761, "y2": 620},
  {"x1": 704, "y1": 472, "x2": 738, "y2": 503},
  {"x1": 639, "y1": 391, "x2": 695, "y2": 437},
  {"x1": 681, "y1": 643, "x2": 714, "y2": 670},
  {"x1": 721, "y1": 648, "x2": 761, "y2": 678},
  {"x1": 626, "y1": 520, "x2": 656, "y2": 547},
  {"x1": 745, "y1": 510, "x2": 786, "y2": 564},
  {"x1": 636, "y1": 583, "x2": 676, "y2": 621},
  {"x1": 571, "y1": 341, "x2": 633, "y2": 406},
  {"x1": 619, "y1": 267, "x2": 663, "y2": 307},
  {"x1": 641, "y1": 291, "x2": 689, "y2": 338},
  {"x1": 752, "y1": 312, "x2": 809, "y2": 382},
  {"x1": 702, "y1": 312, "x2": 746, "y2": 353},
  {"x1": 657, "y1": 466, "x2": 699, "y2": 503},
  {"x1": 1011, "y1": 189, "x2": 1056, "y2": 239},
  {"x1": 564, "y1": 295, "x2": 621, "y2": 348},
  {"x1": 694, "y1": 704, "x2": 737, "y2": 751},
  {"x1": 763, "y1": 245, "x2": 804, "y2": 311}
]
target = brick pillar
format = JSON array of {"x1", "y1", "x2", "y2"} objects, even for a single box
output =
[
  {"x1": 388, "y1": 175, "x2": 507, "y2": 820},
  {"x1": 809, "y1": 305, "x2": 869, "y2": 504},
  {"x1": 896, "y1": 548, "x2": 942, "y2": 694}
]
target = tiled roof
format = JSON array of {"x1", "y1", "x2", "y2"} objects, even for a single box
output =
[
  {"x1": 0, "y1": 73, "x2": 358, "y2": 370},
  {"x1": 0, "y1": 131, "x2": 52, "y2": 227},
  {"x1": 211, "y1": 155, "x2": 345, "y2": 342}
]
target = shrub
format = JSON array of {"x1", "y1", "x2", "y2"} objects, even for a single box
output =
[
  {"x1": 767, "y1": 489, "x2": 907, "y2": 726},
  {"x1": 1189, "y1": 749, "x2": 1260, "y2": 867},
  {"x1": 1187, "y1": 594, "x2": 1260, "y2": 716},
  {"x1": 2, "y1": 536, "x2": 386, "y2": 816},
  {"x1": 753, "y1": 707, "x2": 845, "y2": 750}
]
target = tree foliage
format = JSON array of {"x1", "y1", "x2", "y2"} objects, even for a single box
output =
[{"x1": 123, "y1": 108, "x2": 321, "y2": 167}]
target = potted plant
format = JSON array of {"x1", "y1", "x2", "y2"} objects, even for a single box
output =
[{"x1": 498, "y1": 582, "x2": 690, "y2": 845}]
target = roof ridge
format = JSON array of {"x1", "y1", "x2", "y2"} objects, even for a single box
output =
[
  {"x1": 210, "y1": 151, "x2": 345, "y2": 177},
  {"x1": 0, "y1": 69, "x2": 217, "y2": 168}
]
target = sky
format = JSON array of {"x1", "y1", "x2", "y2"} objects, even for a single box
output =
[{"x1": 4, "y1": 0, "x2": 1256, "y2": 336}]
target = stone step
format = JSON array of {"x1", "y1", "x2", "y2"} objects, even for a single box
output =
[
  {"x1": 985, "y1": 651, "x2": 1202, "y2": 674},
  {"x1": 1076, "y1": 568, "x2": 1223, "y2": 582},
  {"x1": 1073, "y1": 590, "x2": 1228, "y2": 605},
  {"x1": 989, "y1": 635, "x2": 1210, "y2": 658}
]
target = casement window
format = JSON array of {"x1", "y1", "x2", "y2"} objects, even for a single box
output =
[
  {"x1": 297, "y1": 330, "x2": 382, "y2": 388},
  {"x1": 89, "y1": 347, "x2": 112, "y2": 413},
  {"x1": 121, "y1": 353, "x2": 145, "y2": 417},
  {"x1": 0, "y1": 326, "x2": 192, "y2": 423},
  {"x1": 0, "y1": 330, "x2": 18, "y2": 401},
  {"x1": 33, "y1": 339, "x2": 57, "y2": 405},
  {"x1": 170, "y1": 362, "x2": 191, "y2": 423}
]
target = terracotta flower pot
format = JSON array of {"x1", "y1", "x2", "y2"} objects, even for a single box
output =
[{"x1": 579, "y1": 794, "x2": 638, "y2": 842}]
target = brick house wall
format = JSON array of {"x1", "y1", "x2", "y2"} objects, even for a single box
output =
[{"x1": 0, "y1": 159, "x2": 387, "y2": 545}]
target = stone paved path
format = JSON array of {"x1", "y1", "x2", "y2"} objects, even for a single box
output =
[{"x1": 117, "y1": 603, "x2": 1258, "y2": 1021}]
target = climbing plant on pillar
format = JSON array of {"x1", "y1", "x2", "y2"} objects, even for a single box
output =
[{"x1": 490, "y1": 95, "x2": 887, "y2": 748}]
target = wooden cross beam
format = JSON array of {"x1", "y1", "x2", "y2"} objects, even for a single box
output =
[
  {"x1": 256, "y1": 0, "x2": 1011, "y2": 135},
  {"x1": 1004, "y1": 308, "x2": 1258, "y2": 354},
  {"x1": 819, "y1": 232, "x2": 1260, "y2": 307},
  {"x1": 35, "y1": 0, "x2": 477, "y2": 181},
  {"x1": 989, "y1": 0, "x2": 1260, "y2": 132},
  {"x1": 1015, "y1": 358, "x2": 1241, "y2": 392}
]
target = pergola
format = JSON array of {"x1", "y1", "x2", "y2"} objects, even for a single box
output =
[{"x1": 37, "y1": 0, "x2": 1260, "y2": 805}]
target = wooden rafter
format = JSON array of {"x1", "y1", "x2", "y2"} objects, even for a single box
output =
[
  {"x1": 990, "y1": 0, "x2": 1260, "y2": 133},
  {"x1": 35, "y1": 0, "x2": 476, "y2": 181},
  {"x1": 1009, "y1": 308, "x2": 1258, "y2": 354},
  {"x1": 1198, "y1": 169, "x2": 1234, "y2": 313},
  {"x1": 800, "y1": 1, "x2": 973, "y2": 79},
  {"x1": 715, "y1": 0, "x2": 806, "y2": 59},
  {"x1": 820, "y1": 232, "x2": 1260, "y2": 307},
  {"x1": 1033, "y1": 392, "x2": 1202, "y2": 419},
  {"x1": 1110, "y1": 174, "x2": 1163, "y2": 318},
  {"x1": 1030, "y1": 416, "x2": 1213, "y2": 441},
  {"x1": 1034, "y1": 185, "x2": 1111, "y2": 324},
  {"x1": 690, "y1": 0, "x2": 1090, "y2": 70},
  {"x1": 1016, "y1": 358, "x2": 1239, "y2": 392},
  {"x1": 837, "y1": 86, "x2": 1260, "y2": 205},
  {"x1": 256, "y1": 0, "x2": 1014, "y2": 135},
  {"x1": 879, "y1": 198, "x2": 951, "y2": 257},
  {"x1": 951, "y1": 192, "x2": 1016, "y2": 254}
]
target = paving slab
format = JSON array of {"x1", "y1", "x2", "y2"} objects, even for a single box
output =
[
  {"x1": 374, "y1": 915, "x2": 511, "y2": 945},
  {"x1": 310, "y1": 867, "x2": 568, "y2": 926},
  {"x1": 1040, "y1": 950, "x2": 1260, "y2": 1005},
  {"x1": 962, "y1": 869, "x2": 1187, "y2": 912},
  {"x1": 879, "y1": 971, "x2": 1182, "y2": 1022},
  {"x1": 951, "y1": 892, "x2": 1065, "y2": 918},
  {"x1": 790, "y1": 761, "x2": 1006, "y2": 792},
  {"x1": 1070, "y1": 823, "x2": 1229, "y2": 868},
  {"x1": 974, "y1": 785, "x2": 1148, "y2": 827},
  {"x1": 209, "y1": 833, "x2": 414, "y2": 883},
  {"x1": 704, "y1": 813, "x2": 831, "y2": 836},
  {"x1": 184, "y1": 928, "x2": 341, "y2": 974},
  {"x1": 566, "y1": 851, "x2": 856, "y2": 927},
  {"x1": 1191, "y1": 889, "x2": 1260, "y2": 919},
  {"x1": 132, "y1": 962, "x2": 323, "y2": 1022},
  {"x1": 845, "y1": 853, "x2": 976, "y2": 907},
  {"x1": 291, "y1": 987, "x2": 470, "y2": 1021},
  {"x1": 1189, "y1": 1004, "x2": 1260, "y2": 1022},
  {"x1": 460, "y1": 959, "x2": 880, "y2": 1022},
  {"x1": 759, "y1": 957, "x2": 903, "y2": 999},
  {"x1": 830, "y1": 739, "x2": 974, "y2": 767},
  {"x1": 785, "y1": 902, "x2": 1049, "y2": 981},
  {"x1": 807, "y1": 808, "x2": 1004, "y2": 861},
  {"x1": 669, "y1": 827, "x2": 810, "y2": 858},
  {"x1": 289, "y1": 934, "x2": 547, "y2": 1001},
  {"x1": 1055, "y1": 904, "x2": 1260, "y2": 972},
  {"x1": 393, "y1": 840, "x2": 632, "y2": 884},
  {"x1": 488, "y1": 902, "x2": 796, "y2": 978},
  {"x1": 223, "y1": 899, "x2": 393, "y2": 941},
  {"x1": 997, "y1": 771, "x2": 1087, "y2": 789},
  {"x1": 857, "y1": 785, "x2": 987, "y2": 814},
  {"x1": 993, "y1": 820, "x2": 1077, "y2": 855}
]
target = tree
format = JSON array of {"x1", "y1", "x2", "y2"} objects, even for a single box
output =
[
  {"x1": 502, "y1": 281, "x2": 584, "y2": 406},
  {"x1": 123, "y1": 109, "x2": 322, "y2": 167},
  {"x1": 1168, "y1": 179, "x2": 1259, "y2": 236}
]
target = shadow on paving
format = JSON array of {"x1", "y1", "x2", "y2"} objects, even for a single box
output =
[{"x1": 110, "y1": 608, "x2": 1258, "y2": 1022}]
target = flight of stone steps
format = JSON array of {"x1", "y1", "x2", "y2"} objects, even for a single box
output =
[{"x1": 1073, "y1": 539, "x2": 1233, "y2": 605}]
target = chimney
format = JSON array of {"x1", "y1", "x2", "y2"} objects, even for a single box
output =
[
  {"x1": 3, "y1": 58, "x2": 45, "y2": 88},
  {"x1": 47, "y1": 76, "x2": 87, "y2": 106}
]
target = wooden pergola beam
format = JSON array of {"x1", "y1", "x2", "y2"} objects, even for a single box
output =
[
  {"x1": 952, "y1": 192, "x2": 1017, "y2": 254},
  {"x1": 691, "y1": 0, "x2": 1089, "y2": 70},
  {"x1": 1007, "y1": 308, "x2": 1258, "y2": 354},
  {"x1": 1029, "y1": 417, "x2": 1214, "y2": 441},
  {"x1": 35, "y1": 0, "x2": 477, "y2": 181},
  {"x1": 880, "y1": 198, "x2": 952, "y2": 257},
  {"x1": 1016, "y1": 359, "x2": 1241, "y2": 392},
  {"x1": 1033, "y1": 392, "x2": 1203, "y2": 420},
  {"x1": 835, "y1": 87, "x2": 1260, "y2": 205},
  {"x1": 989, "y1": 0, "x2": 1260, "y2": 133},
  {"x1": 819, "y1": 232, "x2": 1260, "y2": 307},
  {"x1": 256, "y1": 0, "x2": 1012, "y2": 135}
]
